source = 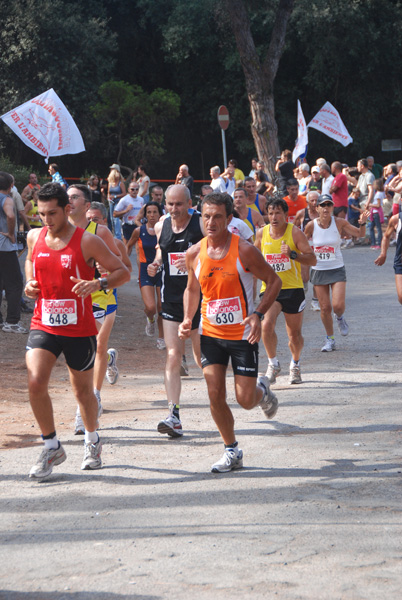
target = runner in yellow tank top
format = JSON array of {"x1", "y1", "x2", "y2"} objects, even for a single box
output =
[
  {"x1": 255, "y1": 198, "x2": 316, "y2": 385},
  {"x1": 179, "y1": 192, "x2": 282, "y2": 474}
]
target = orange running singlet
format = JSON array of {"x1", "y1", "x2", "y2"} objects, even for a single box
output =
[{"x1": 195, "y1": 234, "x2": 254, "y2": 341}]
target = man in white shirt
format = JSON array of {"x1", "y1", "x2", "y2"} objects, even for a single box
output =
[
  {"x1": 210, "y1": 166, "x2": 226, "y2": 193},
  {"x1": 114, "y1": 182, "x2": 144, "y2": 244},
  {"x1": 319, "y1": 164, "x2": 334, "y2": 196}
]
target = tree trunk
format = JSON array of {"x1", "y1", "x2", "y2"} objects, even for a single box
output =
[{"x1": 223, "y1": 0, "x2": 295, "y2": 180}]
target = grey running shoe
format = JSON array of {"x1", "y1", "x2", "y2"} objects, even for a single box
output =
[
  {"x1": 289, "y1": 364, "x2": 302, "y2": 384},
  {"x1": 81, "y1": 438, "x2": 102, "y2": 470},
  {"x1": 29, "y1": 444, "x2": 67, "y2": 480},
  {"x1": 311, "y1": 299, "x2": 320, "y2": 311},
  {"x1": 257, "y1": 375, "x2": 278, "y2": 419},
  {"x1": 156, "y1": 337, "x2": 166, "y2": 350},
  {"x1": 74, "y1": 406, "x2": 85, "y2": 435},
  {"x1": 266, "y1": 362, "x2": 281, "y2": 384},
  {"x1": 211, "y1": 448, "x2": 243, "y2": 473},
  {"x1": 180, "y1": 355, "x2": 189, "y2": 376},
  {"x1": 145, "y1": 317, "x2": 156, "y2": 336},
  {"x1": 157, "y1": 414, "x2": 183, "y2": 437},
  {"x1": 321, "y1": 338, "x2": 335, "y2": 352},
  {"x1": 2, "y1": 321, "x2": 28, "y2": 333},
  {"x1": 336, "y1": 315, "x2": 349, "y2": 336},
  {"x1": 106, "y1": 348, "x2": 119, "y2": 385}
]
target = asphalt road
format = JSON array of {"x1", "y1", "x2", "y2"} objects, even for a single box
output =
[{"x1": 1, "y1": 245, "x2": 401, "y2": 600}]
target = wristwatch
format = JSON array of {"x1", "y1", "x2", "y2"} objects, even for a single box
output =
[
  {"x1": 253, "y1": 310, "x2": 264, "y2": 321},
  {"x1": 98, "y1": 277, "x2": 108, "y2": 291},
  {"x1": 289, "y1": 250, "x2": 298, "y2": 260}
]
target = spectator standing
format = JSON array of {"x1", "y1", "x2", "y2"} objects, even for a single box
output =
[
  {"x1": 367, "y1": 156, "x2": 383, "y2": 179},
  {"x1": 228, "y1": 159, "x2": 245, "y2": 181},
  {"x1": 210, "y1": 166, "x2": 226, "y2": 193},
  {"x1": 306, "y1": 166, "x2": 322, "y2": 194},
  {"x1": 0, "y1": 171, "x2": 25, "y2": 333},
  {"x1": 319, "y1": 164, "x2": 334, "y2": 196},
  {"x1": 175, "y1": 164, "x2": 194, "y2": 197},
  {"x1": 137, "y1": 165, "x2": 150, "y2": 202},
  {"x1": 330, "y1": 162, "x2": 349, "y2": 218},
  {"x1": 48, "y1": 163, "x2": 67, "y2": 189},
  {"x1": 107, "y1": 164, "x2": 126, "y2": 240}
]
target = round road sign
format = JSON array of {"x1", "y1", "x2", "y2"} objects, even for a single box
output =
[{"x1": 217, "y1": 105, "x2": 230, "y2": 131}]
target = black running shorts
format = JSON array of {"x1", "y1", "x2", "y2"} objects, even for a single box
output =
[
  {"x1": 161, "y1": 301, "x2": 200, "y2": 330},
  {"x1": 26, "y1": 330, "x2": 97, "y2": 371},
  {"x1": 200, "y1": 335, "x2": 259, "y2": 377}
]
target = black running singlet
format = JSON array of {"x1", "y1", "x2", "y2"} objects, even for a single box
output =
[{"x1": 159, "y1": 213, "x2": 203, "y2": 303}]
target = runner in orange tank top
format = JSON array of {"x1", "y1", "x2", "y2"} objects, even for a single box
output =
[
  {"x1": 24, "y1": 183, "x2": 130, "y2": 480},
  {"x1": 178, "y1": 192, "x2": 282, "y2": 473}
]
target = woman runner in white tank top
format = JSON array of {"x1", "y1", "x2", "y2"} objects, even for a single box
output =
[{"x1": 304, "y1": 194, "x2": 369, "y2": 352}]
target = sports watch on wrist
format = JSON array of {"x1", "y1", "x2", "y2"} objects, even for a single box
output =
[
  {"x1": 253, "y1": 310, "x2": 264, "y2": 321},
  {"x1": 98, "y1": 277, "x2": 108, "y2": 291},
  {"x1": 289, "y1": 250, "x2": 298, "y2": 260}
]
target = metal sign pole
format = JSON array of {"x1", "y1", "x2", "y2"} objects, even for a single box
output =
[{"x1": 221, "y1": 129, "x2": 227, "y2": 169}]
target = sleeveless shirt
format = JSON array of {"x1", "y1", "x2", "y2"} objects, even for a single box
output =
[
  {"x1": 159, "y1": 212, "x2": 203, "y2": 303},
  {"x1": 31, "y1": 227, "x2": 97, "y2": 336},
  {"x1": 195, "y1": 234, "x2": 253, "y2": 341},
  {"x1": 311, "y1": 217, "x2": 344, "y2": 271},
  {"x1": 260, "y1": 223, "x2": 303, "y2": 292}
]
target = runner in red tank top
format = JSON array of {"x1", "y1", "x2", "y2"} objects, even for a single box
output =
[
  {"x1": 179, "y1": 192, "x2": 282, "y2": 473},
  {"x1": 24, "y1": 183, "x2": 130, "y2": 480}
]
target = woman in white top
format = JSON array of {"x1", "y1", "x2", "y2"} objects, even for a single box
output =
[{"x1": 304, "y1": 194, "x2": 369, "y2": 352}]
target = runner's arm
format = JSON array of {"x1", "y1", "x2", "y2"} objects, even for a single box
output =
[
  {"x1": 134, "y1": 205, "x2": 145, "y2": 227},
  {"x1": 281, "y1": 227, "x2": 316, "y2": 266},
  {"x1": 24, "y1": 229, "x2": 42, "y2": 298},
  {"x1": 292, "y1": 208, "x2": 305, "y2": 229},
  {"x1": 126, "y1": 227, "x2": 140, "y2": 257},
  {"x1": 254, "y1": 226, "x2": 264, "y2": 251},
  {"x1": 0, "y1": 197, "x2": 16, "y2": 243},
  {"x1": 179, "y1": 244, "x2": 202, "y2": 339},
  {"x1": 147, "y1": 220, "x2": 163, "y2": 276},
  {"x1": 96, "y1": 224, "x2": 121, "y2": 256},
  {"x1": 238, "y1": 240, "x2": 282, "y2": 344},
  {"x1": 375, "y1": 214, "x2": 399, "y2": 265},
  {"x1": 338, "y1": 211, "x2": 369, "y2": 239},
  {"x1": 72, "y1": 234, "x2": 130, "y2": 298}
]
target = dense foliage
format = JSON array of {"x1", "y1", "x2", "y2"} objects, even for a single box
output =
[{"x1": 1, "y1": 0, "x2": 401, "y2": 180}]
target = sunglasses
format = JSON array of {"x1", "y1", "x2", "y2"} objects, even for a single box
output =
[
  {"x1": 319, "y1": 202, "x2": 333, "y2": 208},
  {"x1": 130, "y1": 187, "x2": 139, "y2": 191}
]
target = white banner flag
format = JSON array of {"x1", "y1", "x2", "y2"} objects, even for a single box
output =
[
  {"x1": 292, "y1": 100, "x2": 308, "y2": 163},
  {"x1": 1, "y1": 88, "x2": 85, "y2": 161},
  {"x1": 307, "y1": 101, "x2": 353, "y2": 147}
]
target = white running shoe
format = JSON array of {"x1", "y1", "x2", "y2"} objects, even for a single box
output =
[
  {"x1": 321, "y1": 338, "x2": 335, "y2": 352},
  {"x1": 145, "y1": 317, "x2": 156, "y2": 337},
  {"x1": 211, "y1": 448, "x2": 243, "y2": 473},
  {"x1": 180, "y1": 355, "x2": 189, "y2": 376},
  {"x1": 2, "y1": 321, "x2": 28, "y2": 333},
  {"x1": 311, "y1": 299, "x2": 320, "y2": 311},
  {"x1": 156, "y1": 338, "x2": 166, "y2": 350},
  {"x1": 157, "y1": 414, "x2": 183, "y2": 437},
  {"x1": 289, "y1": 364, "x2": 302, "y2": 384},
  {"x1": 29, "y1": 444, "x2": 67, "y2": 480},
  {"x1": 266, "y1": 362, "x2": 281, "y2": 384},
  {"x1": 336, "y1": 315, "x2": 349, "y2": 336},
  {"x1": 94, "y1": 389, "x2": 103, "y2": 420},
  {"x1": 344, "y1": 239, "x2": 354, "y2": 248},
  {"x1": 74, "y1": 406, "x2": 85, "y2": 435},
  {"x1": 106, "y1": 348, "x2": 119, "y2": 385},
  {"x1": 81, "y1": 438, "x2": 102, "y2": 470},
  {"x1": 257, "y1": 375, "x2": 278, "y2": 419}
]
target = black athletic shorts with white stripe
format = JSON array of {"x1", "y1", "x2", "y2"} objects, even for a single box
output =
[{"x1": 26, "y1": 330, "x2": 97, "y2": 371}]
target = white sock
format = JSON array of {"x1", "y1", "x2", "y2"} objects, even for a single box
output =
[
  {"x1": 85, "y1": 430, "x2": 99, "y2": 444},
  {"x1": 336, "y1": 314, "x2": 344, "y2": 320},
  {"x1": 44, "y1": 437, "x2": 59, "y2": 450},
  {"x1": 290, "y1": 359, "x2": 300, "y2": 367},
  {"x1": 268, "y1": 357, "x2": 279, "y2": 366}
]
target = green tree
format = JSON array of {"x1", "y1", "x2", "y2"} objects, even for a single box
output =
[{"x1": 92, "y1": 81, "x2": 180, "y2": 164}]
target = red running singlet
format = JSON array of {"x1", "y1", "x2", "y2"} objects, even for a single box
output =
[{"x1": 30, "y1": 227, "x2": 98, "y2": 337}]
